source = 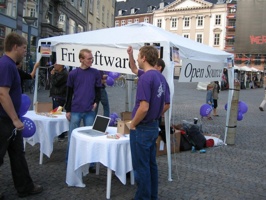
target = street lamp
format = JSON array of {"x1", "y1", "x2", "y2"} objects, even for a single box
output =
[{"x1": 23, "y1": 16, "x2": 37, "y2": 72}]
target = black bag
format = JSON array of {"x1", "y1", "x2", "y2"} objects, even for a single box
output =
[{"x1": 180, "y1": 120, "x2": 206, "y2": 151}]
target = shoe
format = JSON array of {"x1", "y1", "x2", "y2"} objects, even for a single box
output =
[
  {"x1": 207, "y1": 117, "x2": 213, "y2": 120},
  {"x1": 18, "y1": 184, "x2": 43, "y2": 198},
  {"x1": 259, "y1": 107, "x2": 264, "y2": 111},
  {"x1": 0, "y1": 193, "x2": 4, "y2": 200},
  {"x1": 89, "y1": 167, "x2": 96, "y2": 173},
  {"x1": 213, "y1": 114, "x2": 219, "y2": 117}
]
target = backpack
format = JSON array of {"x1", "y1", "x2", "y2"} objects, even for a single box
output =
[{"x1": 180, "y1": 120, "x2": 206, "y2": 151}]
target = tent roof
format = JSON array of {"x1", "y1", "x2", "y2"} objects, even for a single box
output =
[{"x1": 39, "y1": 23, "x2": 232, "y2": 62}]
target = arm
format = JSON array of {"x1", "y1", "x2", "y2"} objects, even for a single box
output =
[
  {"x1": 127, "y1": 46, "x2": 138, "y2": 75},
  {"x1": 130, "y1": 100, "x2": 149, "y2": 129},
  {"x1": 0, "y1": 87, "x2": 24, "y2": 129},
  {"x1": 162, "y1": 103, "x2": 170, "y2": 115},
  {"x1": 30, "y1": 62, "x2": 39, "y2": 78}
]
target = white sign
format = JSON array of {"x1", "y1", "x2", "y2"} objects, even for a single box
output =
[
  {"x1": 55, "y1": 44, "x2": 136, "y2": 75},
  {"x1": 178, "y1": 58, "x2": 224, "y2": 82}
]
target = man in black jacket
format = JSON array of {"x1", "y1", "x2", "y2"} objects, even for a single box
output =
[{"x1": 50, "y1": 62, "x2": 68, "y2": 140}]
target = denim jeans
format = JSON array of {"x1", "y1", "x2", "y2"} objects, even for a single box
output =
[
  {"x1": 95, "y1": 88, "x2": 110, "y2": 117},
  {"x1": 66, "y1": 111, "x2": 95, "y2": 161},
  {"x1": 130, "y1": 120, "x2": 159, "y2": 200}
]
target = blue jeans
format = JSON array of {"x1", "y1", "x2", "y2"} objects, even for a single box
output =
[
  {"x1": 130, "y1": 120, "x2": 159, "y2": 200},
  {"x1": 95, "y1": 88, "x2": 110, "y2": 117},
  {"x1": 66, "y1": 111, "x2": 95, "y2": 161}
]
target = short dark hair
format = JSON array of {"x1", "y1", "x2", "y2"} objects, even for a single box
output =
[
  {"x1": 139, "y1": 46, "x2": 158, "y2": 67},
  {"x1": 4, "y1": 32, "x2": 27, "y2": 52},
  {"x1": 157, "y1": 58, "x2": 165, "y2": 73}
]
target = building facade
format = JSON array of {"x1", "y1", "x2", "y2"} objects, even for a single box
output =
[
  {"x1": 153, "y1": 0, "x2": 227, "y2": 51},
  {"x1": 0, "y1": 0, "x2": 115, "y2": 65},
  {"x1": 115, "y1": 0, "x2": 176, "y2": 27}
]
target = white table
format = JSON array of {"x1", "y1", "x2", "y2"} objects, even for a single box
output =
[
  {"x1": 66, "y1": 126, "x2": 134, "y2": 199},
  {"x1": 24, "y1": 110, "x2": 69, "y2": 164}
]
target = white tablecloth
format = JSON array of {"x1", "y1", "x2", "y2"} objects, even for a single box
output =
[
  {"x1": 66, "y1": 126, "x2": 132, "y2": 187},
  {"x1": 24, "y1": 110, "x2": 69, "y2": 159}
]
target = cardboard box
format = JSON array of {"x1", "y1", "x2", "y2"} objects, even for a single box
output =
[
  {"x1": 156, "y1": 131, "x2": 181, "y2": 156},
  {"x1": 34, "y1": 102, "x2": 53, "y2": 113},
  {"x1": 117, "y1": 120, "x2": 131, "y2": 134},
  {"x1": 120, "y1": 112, "x2": 132, "y2": 121}
]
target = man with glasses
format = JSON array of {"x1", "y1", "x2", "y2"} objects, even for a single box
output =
[{"x1": 64, "y1": 49, "x2": 101, "y2": 172}]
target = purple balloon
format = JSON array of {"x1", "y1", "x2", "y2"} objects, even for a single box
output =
[
  {"x1": 110, "y1": 112, "x2": 119, "y2": 119},
  {"x1": 108, "y1": 72, "x2": 120, "y2": 79},
  {"x1": 20, "y1": 116, "x2": 36, "y2": 138},
  {"x1": 224, "y1": 103, "x2": 227, "y2": 111},
  {"x1": 237, "y1": 111, "x2": 244, "y2": 121},
  {"x1": 19, "y1": 94, "x2": 31, "y2": 116},
  {"x1": 106, "y1": 76, "x2": 115, "y2": 86},
  {"x1": 200, "y1": 104, "x2": 212, "y2": 117},
  {"x1": 238, "y1": 101, "x2": 248, "y2": 114},
  {"x1": 109, "y1": 118, "x2": 116, "y2": 126}
]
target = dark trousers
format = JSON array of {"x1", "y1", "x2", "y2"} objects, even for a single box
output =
[
  {"x1": 0, "y1": 118, "x2": 34, "y2": 194},
  {"x1": 52, "y1": 97, "x2": 67, "y2": 138}
]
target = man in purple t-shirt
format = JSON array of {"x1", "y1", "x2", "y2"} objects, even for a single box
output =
[
  {"x1": 127, "y1": 46, "x2": 170, "y2": 120},
  {"x1": 0, "y1": 32, "x2": 43, "y2": 199},
  {"x1": 127, "y1": 45, "x2": 170, "y2": 200},
  {"x1": 64, "y1": 49, "x2": 102, "y2": 170}
]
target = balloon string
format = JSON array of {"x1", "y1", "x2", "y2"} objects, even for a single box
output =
[{"x1": 7, "y1": 128, "x2": 17, "y2": 141}]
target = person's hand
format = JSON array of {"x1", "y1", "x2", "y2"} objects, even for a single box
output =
[
  {"x1": 13, "y1": 118, "x2": 24, "y2": 130},
  {"x1": 51, "y1": 68, "x2": 55, "y2": 75},
  {"x1": 92, "y1": 103, "x2": 97, "y2": 111},
  {"x1": 127, "y1": 46, "x2": 133, "y2": 55},
  {"x1": 66, "y1": 112, "x2": 71, "y2": 121},
  {"x1": 130, "y1": 123, "x2": 136, "y2": 130}
]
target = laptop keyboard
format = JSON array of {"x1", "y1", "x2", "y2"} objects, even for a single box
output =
[{"x1": 78, "y1": 129, "x2": 105, "y2": 137}]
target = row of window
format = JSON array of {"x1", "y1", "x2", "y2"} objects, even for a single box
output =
[{"x1": 157, "y1": 15, "x2": 222, "y2": 29}]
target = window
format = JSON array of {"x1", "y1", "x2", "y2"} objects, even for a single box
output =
[
  {"x1": 121, "y1": 20, "x2": 125, "y2": 26},
  {"x1": 47, "y1": 5, "x2": 54, "y2": 24},
  {"x1": 197, "y1": 16, "x2": 203, "y2": 26},
  {"x1": 184, "y1": 17, "x2": 190, "y2": 28},
  {"x1": 183, "y1": 34, "x2": 189, "y2": 38},
  {"x1": 144, "y1": 17, "x2": 149, "y2": 23},
  {"x1": 196, "y1": 34, "x2": 203, "y2": 43},
  {"x1": 78, "y1": 0, "x2": 85, "y2": 14},
  {"x1": 214, "y1": 33, "x2": 220, "y2": 45},
  {"x1": 89, "y1": 23, "x2": 93, "y2": 31},
  {"x1": 89, "y1": 0, "x2": 94, "y2": 13},
  {"x1": 96, "y1": 0, "x2": 100, "y2": 18},
  {"x1": 115, "y1": 20, "x2": 119, "y2": 27},
  {"x1": 102, "y1": 6, "x2": 105, "y2": 24},
  {"x1": 134, "y1": 18, "x2": 139, "y2": 23},
  {"x1": 157, "y1": 19, "x2": 162, "y2": 27},
  {"x1": 128, "y1": 19, "x2": 132, "y2": 24},
  {"x1": 171, "y1": 18, "x2": 177, "y2": 28},
  {"x1": 215, "y1": 15, "x2": 221, "y2": 25}
]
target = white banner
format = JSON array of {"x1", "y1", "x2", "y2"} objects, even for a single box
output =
[
  {"x1": 178, "y1": 58, "x2": 224, "y2": 82},
  {"x1": 55, "y1": 44, "x2": 136, "y2": 75}
]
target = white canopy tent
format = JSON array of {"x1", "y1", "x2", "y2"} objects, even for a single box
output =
[{"x1": 35, "y1": 23, "x2": 233, "y2": 181}]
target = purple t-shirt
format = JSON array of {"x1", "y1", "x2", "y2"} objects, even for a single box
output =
[
  {"x1": 137, "y1": 69, "x2": 170, "y2": 105},
  {"x1": 0, "y1": 55, "x2": 22, "y2": 118},
  {"x1": 67, "y1": 67, "x2": 101, "y2": 112},
  {"x1": 132, "y1": 70, "x2": 170, "y2": 124}
]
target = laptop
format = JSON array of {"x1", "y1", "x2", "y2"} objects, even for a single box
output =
[{"x1": 78, "y1": 115, "x2": 111, "y2": 137}]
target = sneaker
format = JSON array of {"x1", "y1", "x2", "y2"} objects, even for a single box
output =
[
  {"x1": 18, "y1": 184, "x2": 43, "y2": 198},
  {"x1": 259, "y1": 107, "x2": 264, "y2": 111}
]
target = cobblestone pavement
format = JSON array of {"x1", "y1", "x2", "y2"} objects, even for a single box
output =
[{"x1": 1, "y1": 80, "x2": 266, "y2": 200}]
